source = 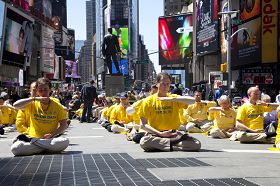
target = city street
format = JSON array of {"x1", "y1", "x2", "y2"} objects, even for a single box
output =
[{"x1": 0, "y1": 120, "x2": 279, "y2": 186}]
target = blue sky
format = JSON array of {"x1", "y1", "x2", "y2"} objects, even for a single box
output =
[{"x1": 67, "y1": 0, "x2": 163, "y2": 72}]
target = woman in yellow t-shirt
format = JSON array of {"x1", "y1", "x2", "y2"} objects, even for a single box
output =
[
  {"x1": 138, "y1": 72, "x2": 201, "y2": 152},
  {"x1": 11, "y1": 77, "x2": 69, "y2": 156},
  {"x1": 208, "y1": 95, "x2": 237, "y2": 139}
]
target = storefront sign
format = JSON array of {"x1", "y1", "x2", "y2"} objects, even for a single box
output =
[{"x1": 242, "y1": 69, "x2": 273, "y2": 84}]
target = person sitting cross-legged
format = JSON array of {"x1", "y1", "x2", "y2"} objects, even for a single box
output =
[
  {"x1": 208, "y1": 95, "x2": 237, "y2": 139},
  {"x1": 138, "y1": 72, "x2": 201, "y2": 152},
  {"x1": 11, "y1": 78, "x2": 69, "y2": 156},
  {"x1": 231, "y1": 86, "x2": 278, "y2": 143},
  {"x1": 185, "y1": 91, "x2": 216, "y2": 133},
  {"x1": 0, "y1": 96, "x2": 17, "y2": 134},
  {"x1": 107, "y1": 93, "x2": 133, "y2": 133}
]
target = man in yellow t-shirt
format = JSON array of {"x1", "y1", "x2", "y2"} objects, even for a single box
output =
[
  {"x1": 11, "y1": 77, "x2": 69, "y2": 156},
  {"x1": 233, "y1": 86, "x2": 278, "y2": 143},
  {"x1": 108, "y1": 93, "x2": 133, "y2": 133},
  {"x1": 185, "y1": 91, "x2": 216, "y2": 133},
  {"x1": 208, "y1": 95, "x2": 237, "y2": 138},
  {"x1": 138, "y1": 72, "x2": 201, "y2": 152}
]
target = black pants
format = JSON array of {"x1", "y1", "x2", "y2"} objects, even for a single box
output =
[
  {"x1": 81, "y1": 100, "x2": 93, "y2": 122},
  {"x1": 105, "y1": 53, "x2": 120, "y2": 75}
]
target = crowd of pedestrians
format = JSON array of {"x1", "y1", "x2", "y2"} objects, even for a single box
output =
[{"x1": 0, "y1": 72, "x2": 280, "y2": 156}]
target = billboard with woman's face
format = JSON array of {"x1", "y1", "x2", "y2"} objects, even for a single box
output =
[{"x1": 2, "y1": 7, "x2": 34, "y2": 67}]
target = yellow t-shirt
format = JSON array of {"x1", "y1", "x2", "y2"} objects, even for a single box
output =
[
  {"x1": 110, "y1": 104, "x2": 133, "y2": 124},
  {"x1": 208, "y1": 109, "x2": 236, "y2": 130},
  {"x1": 236, "y1": 103, "x2": 272, "y2": 130},
  {"x1": 23, "y1": 100, "x2": 67, "y2": 138},
  {"x1": 185, "y1": 101, "x2": 217, "y2": 122},
  {"x1": 138, "y1": 94, "x2": 187, "y2": 131},
  {"x1": 130, "y1": 100, "x2": 144, "y2": 125},
  {"x1": 75, "y1": 108, "x2": 83, "y2": 118},
  {"x1": 101, "y1": 107, "x2": 109, "y2": 118},
  {"x1": 0, "y1": 107, "x2": 17, "y2": 125},
  {"x1": 275, "y1": 112, "x2": 280, "y2": 145},
  {"x1": 105, "y1": 104, "x2": 118, "y2": 120},
  {"x1": 16, "y1": 109, "x2": 29, "y2": 134}
]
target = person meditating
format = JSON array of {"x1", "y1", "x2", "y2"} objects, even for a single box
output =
[{"x1": 11, "y1": 77, "x2": 69, "y2": 156}]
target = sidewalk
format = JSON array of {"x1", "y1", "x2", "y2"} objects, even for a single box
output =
[{"x1": 0, "y1": 120, "x2": 280, "y2": 185}]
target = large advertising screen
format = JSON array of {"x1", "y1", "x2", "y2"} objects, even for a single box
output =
[
  {"x1": 0, "y1": 1, "x2": 5, "y2": 64},
  {"x1": 231, "y1": 17, "x2": 261, "y2": 67},
  {"x1": 158, "y1": 14, "x2": 193, "y2": 65},
  {"x1": 111, "y1": 28, "x2": 129, "y2": 75},
  {"x1": 65, "y1": 60, "x2": 79, "y2": 78},
  {"x1": 196, "y1": 0, "x2": 219, "y2": 53},
  {"x1": 3, "y1": 8, "x2": 34, "y2": 67},
  {"x1": 112, "y1": 27, "x2": 128, "y2": 59},
  {"x1": 240, "y1": 0, "x2": 260, "y2": 21},
  {"x1": 220, "y1": 0, "x2": 228, "y2": 64},
  {"x1": 112, "y1": 59, "x2": 129, "y2": 76}
]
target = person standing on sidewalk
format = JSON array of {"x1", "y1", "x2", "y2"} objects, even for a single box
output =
[
  {"x1": 80, "y1": 80, "x2": 97, "y2": 123},
  {"x1": 102, "y1": 27, "x2": 121, "y2": 75},
  {"x1": 11, "y1": 78, "x2": 69, "y2": 156}
]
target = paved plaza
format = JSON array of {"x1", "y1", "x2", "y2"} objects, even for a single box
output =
[{"x1": 0, "y1": 120, "x2": 280, "y2": 186}]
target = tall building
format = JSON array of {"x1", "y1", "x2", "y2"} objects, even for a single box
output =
[
  {"x1": 164, "y1": 0, "x2": 191, "y2": 16},
  {"x1": 78, "y1": 0, "x2": 96, "y2": 83},
  {"x1": 86, "y1": 0, "x2": 96, "y2": 41}
]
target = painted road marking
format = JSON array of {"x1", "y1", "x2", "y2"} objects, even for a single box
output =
[{"x1": 222, "y1": 149, "x2": 280, "y2": 154}]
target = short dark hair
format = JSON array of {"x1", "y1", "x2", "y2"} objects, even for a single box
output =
[
  {"x1": 155, "y1": 72, "x2": 172, "y2": 83},
  {"x1": 0, "y1": 96, "x2": 4, "y2": 101},
  {"x1": 36, "y1": 77, "x2": 52, "y2": 89},
  {"x1": 108, "y1": 28, "x2": 112, "y2": 33},
  {"x1": 90, "y1": 80, "x2": 95, "y2": 84},
  {"x1": 194, "y1": 90, "x2": 202, "y2": 95}
]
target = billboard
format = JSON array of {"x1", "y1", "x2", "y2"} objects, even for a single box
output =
[
  {"x1": 0, "y1": 1, "x2": 5, "y2": 64},
  {"x1": 112, "y1": 58, "x2": 129, "y2": 76},
  {"x1": 65, "y1": 60, "x2": 79, "y2": 78},
  {"x1": 112, "y1": 27, "x2": 128, "y2": 59},
  {"x1": 158, "y1": 14, "x2": 193, "y2": 65},
  {"x1": 240, "y1": 0, "x2": 260, "y2": 21},
  {"x1": 41, "y1": 25, "x2": 55, "y2": 73},
  {"x1": 111, "y1": 28, "x2": 129, "y2": 76},
  {"x1": 231, "y1": 17, "x2": 261, "y2": 67},
  {"x1": 196, "y1": 0, "x2": 219, "y2": 53},
  {"x1": 66, "y1": 29, "x2": 75, "y2": 60},
  {"x1": 51, "y1": 0, "x2": 67, "y2": 28},
  {"x1": 2, "y1": 7, "x2": 34, "y2": 67},
  {"x1": 242, "y1": 69, "x2": 273, "y2": 85}
]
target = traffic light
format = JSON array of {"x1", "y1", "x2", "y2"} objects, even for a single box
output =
[{"x1": 220, "y1": 63, "x2": 227, "y2": 73}]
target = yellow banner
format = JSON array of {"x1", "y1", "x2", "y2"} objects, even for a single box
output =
[{"x1": 262, "y1": 0, "x2": 278, "y2": 63}]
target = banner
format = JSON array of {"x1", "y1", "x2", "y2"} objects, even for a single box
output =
[
  {"x1": 41, "y1": 25, "x2": 55, "y2": 73},
  {"x1": 196, "y1": 0, "x2": 219, "y2": 53},
  {"x1": 242, "y1": 69, "x2": 273, "y2": 85},
  {"x1": 231, "y1": 18, "x2": 261, "y2": 67},
  {"x1": 261, "y1": 0, "x2": 278, "y2": 63}
]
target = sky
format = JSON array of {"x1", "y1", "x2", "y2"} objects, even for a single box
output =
[{"x1": 67, "y1": 0, "x2": 163, "y2": 73}]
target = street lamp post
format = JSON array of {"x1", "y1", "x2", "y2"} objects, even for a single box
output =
[{"x1": 226, "y1": 11, "x2": 232, "y2": 98}]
